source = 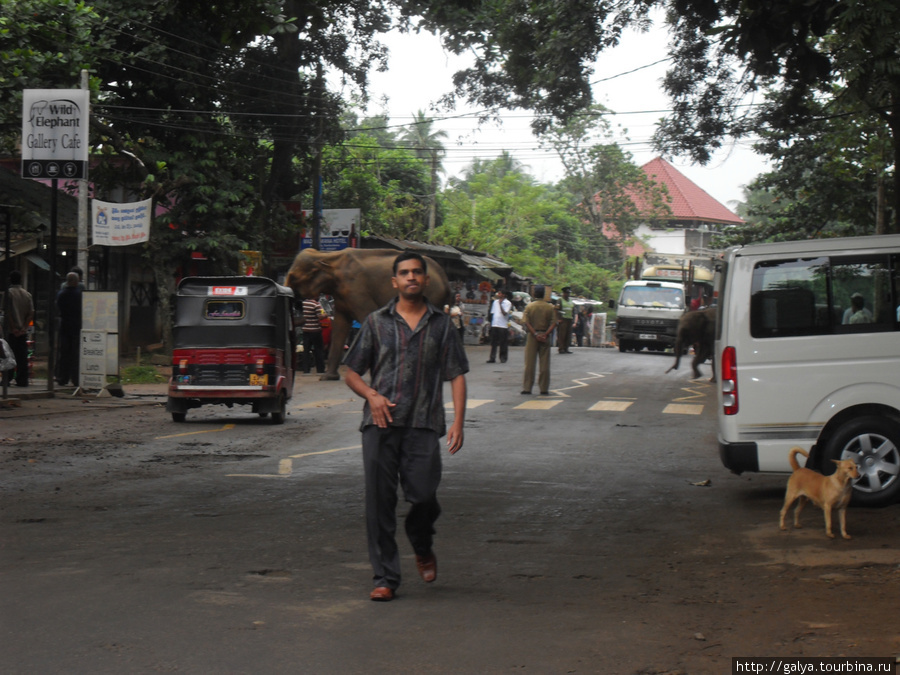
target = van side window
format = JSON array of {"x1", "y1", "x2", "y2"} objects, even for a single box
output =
[
  {"x1": 831, "y1": 258, "x2": 891, "y2": 332},
  {"x1": 750, "y1": 255, "x2": 895, "y2": 338},
  {"x1": 750, "y1": 258, "x2": 827, "y2": 337}
]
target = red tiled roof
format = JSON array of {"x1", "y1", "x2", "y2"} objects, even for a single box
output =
[{"x1": 639, "y1": 157, "x2": 743, "y2": 225}]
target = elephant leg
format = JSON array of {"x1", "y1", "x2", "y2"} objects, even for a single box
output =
[
  {"x1": 323, "y1": 313, "x2": 351, "y2": 381},
  {"x1": 691, "y1": 346, "x2": 704, "y2": 379}
]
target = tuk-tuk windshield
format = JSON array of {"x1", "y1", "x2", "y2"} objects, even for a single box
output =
[{"x1": 204, "y1": 300, "x2": 245, "y2": 320}]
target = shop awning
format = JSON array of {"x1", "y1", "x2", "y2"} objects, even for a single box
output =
[{"x1": 25, "y1": 252, "x2": 50, "y2": 271}]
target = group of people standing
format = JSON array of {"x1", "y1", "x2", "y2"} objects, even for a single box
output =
[
  {"x1": 480, "y1": 284, "x2": 593, "y2": 396},
  {"x1": 1, "y1": 267, "x2": 83, "y2": 389}
]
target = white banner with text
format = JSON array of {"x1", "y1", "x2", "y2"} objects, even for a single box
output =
[{"x1": 91, "y1": 198, "x2": 152, "y2": 246}]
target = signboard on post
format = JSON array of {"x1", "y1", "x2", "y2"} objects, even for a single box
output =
[
  {"x1": 79, "y1": 330, "x2": 108, "y2": 392},
  {"x1": 300, "y1": 208, "x2": 360, "y2": 251},
  {"x1": 82, "y1": 292, "x2": 119, "y2": 379},
  {"x1": 91, "y1": 198, "x2": 152, "y2": 246},
  {"x1": 21, "y1": 89, "x2": 90, "y2": 180}
]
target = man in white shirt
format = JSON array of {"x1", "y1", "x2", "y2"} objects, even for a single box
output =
[{"x1": 486, "y1": 289, "x2": 513, "y2": 363}]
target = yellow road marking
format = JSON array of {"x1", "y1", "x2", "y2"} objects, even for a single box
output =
[
  {"x1": 588, "y1": 400, "x2": 634, "y2": 412},
  {"x1": 292, "y1": 398, "x2": 355, "y2": 410},
  {"x1": 663, "y1": 403, "x2": 704, "y2": 415},
  {"x1": 445, "y1": 399, "x2": 494, "y2": 410},
  {"x1": 230, "y1": 444, "x2": 361, "y2": 479},
  {"x1": 289, "y1": 445, "x2": 360, "y2": 459},
  {"x1": 544, "y1": 372, "x2": 610, "y2": 398},
  {"x1": 673, "y1": 383, "x2": 711, "y2": 402},
  {"x1": 157, "y1": 423, "x2": 235, "y2": 439},
  {"x1": 515, "y1": 399, "x2": 562, "y2": 410}
]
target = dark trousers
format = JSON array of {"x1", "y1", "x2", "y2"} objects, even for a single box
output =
[
  {"x1": 362, "y1": 425, "x2": 442, "y2": 590},
  {"x1": 57, "y1": 330, "x2": 80, "y2": 386},
  {"x1": 4, "y1": 333, "x2": 29, "y2": 386},
  {"x1": 557, "y1": 318, "x2": 573, "y2": 352},
  {"x1": 302, "y1": 330, "x2": 325, "y2": 373},
  {"x1": 489, "y1": 326, "x2": 509, "y2": 362}
]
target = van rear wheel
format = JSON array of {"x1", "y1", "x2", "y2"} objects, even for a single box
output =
[{"x1": 823, "y1": 416, "x2": 900, "y2": 507}]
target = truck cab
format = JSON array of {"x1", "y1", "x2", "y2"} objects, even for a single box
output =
[{"x1": 610, "y1": 280, "x2": 685, "y2": 352}]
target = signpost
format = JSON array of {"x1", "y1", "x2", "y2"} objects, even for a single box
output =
[
  {"x1": 21, "y1": 88, "x2": 91, "y2": 395},
  {"x1": 21, "y1": 89, "x2": 90, "y2": 180}
]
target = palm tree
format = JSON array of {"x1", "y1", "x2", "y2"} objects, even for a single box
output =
[{"x1": 400, "y1": 111, "x2": 448, "y2": 238}]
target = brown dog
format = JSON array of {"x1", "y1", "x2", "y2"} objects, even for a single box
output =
[{"x1": 779, "y1": 447, "x2": 860, "y2": 539}]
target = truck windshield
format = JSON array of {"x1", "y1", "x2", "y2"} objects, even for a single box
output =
[{"x1": 621, "y1": 286, "x2": 684, "y2": 309}]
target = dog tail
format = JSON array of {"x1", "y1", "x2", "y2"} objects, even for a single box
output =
[{"x1": 788, "y1": 447, "x2": 808, "y2": 471}]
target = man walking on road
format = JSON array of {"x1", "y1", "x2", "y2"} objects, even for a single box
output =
[
  {"x1": 343, "y1": 251, "x2": 469, "y2": 602},
  {"x1": 557, "y1": 285, "x2": 575, "y2": 354},
  {"x1": 486, "y1": 289, "x2": 512, "y2": 364},
  {"x1": 521, "y1": 285, "x2": 558, "y2": 395}
]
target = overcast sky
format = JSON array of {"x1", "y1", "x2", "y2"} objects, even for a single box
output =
[{"x1": 355, "y1": 17, "x2": 769, "y2": 211}]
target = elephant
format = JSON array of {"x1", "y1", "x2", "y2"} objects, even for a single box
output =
[
  {"x1": 666, "y1": 306, "x2": 717, "y2": 381},
  {"x1": 284, "y1": 248, "x2": 453, "y2": 380}
]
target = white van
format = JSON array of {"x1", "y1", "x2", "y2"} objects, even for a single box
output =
[{"x1": 716, "y1": 234, "x2": 900, "y2": 506}]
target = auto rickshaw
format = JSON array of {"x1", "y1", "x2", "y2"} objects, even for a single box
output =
[{"x1": 166, "y1": 276, "x2": 296, "y2": 423}]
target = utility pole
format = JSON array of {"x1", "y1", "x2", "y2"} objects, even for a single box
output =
[
  {"x1": 428, "y1": 150, "x2": 437, "y2": 239},
  {"x1": 77, "y1": 69, "x2": 89, "y2": 278},
  {"x1": 312, "y1": 62, "x2": 324, "y2": 250}
]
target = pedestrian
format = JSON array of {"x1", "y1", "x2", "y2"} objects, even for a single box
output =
[
  {"x1": 557, "y1": 285, "x2": 575, "y2": 353},
  {"x1": 582, "y1": 305, "x2": 594, "y2": 347},
  {"x1": 2, "y1": 270, "x2": 34, "y2": 387},
  {"x1": 486, "y1": 289, "x2": 512, "y2": 363},
  {"x1": 59, "y1": 266, "x2": 85, "y2": 290},
  {"x1": 521, "y1": 284, "x2": 558, "y2": 396},
  {"x1": 343, "y1": 251, "x2": 469, "y2": 602},
  {"x1": 56, "y1": 272, "x2": 83, "y2": 386},
  {"x1": 573, "y1": 306, "x2": 585, "y2": 347},
  {"x1": 301, "y1": 295, "x2": 326, "y2": 374},
  {"x1": 444, "y1": 292, "x2": 465, "y2": 343}
]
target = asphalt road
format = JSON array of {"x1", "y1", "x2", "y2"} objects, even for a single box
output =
[{"x1": 2, "y1": 345, "x2": 899, "y2": 674}]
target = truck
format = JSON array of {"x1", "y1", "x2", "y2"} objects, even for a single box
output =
[{"x1": 609, "y1": 279, "x2": 685, "y2": 352}]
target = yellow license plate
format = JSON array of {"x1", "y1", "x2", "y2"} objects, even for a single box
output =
[{"x1": 250, "y1": 374, "x2": 268, "y2": 386}]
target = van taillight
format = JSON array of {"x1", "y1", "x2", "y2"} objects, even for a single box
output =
[
  {"x1": 721, "y1": 346, "x2": 738, "y2": 415},
  {"x1": 178, "y1": 358, "x2": 188, "y2": 373},
  {"x1": 256, "y1": 358, "x2": 265, "y2": 375}
]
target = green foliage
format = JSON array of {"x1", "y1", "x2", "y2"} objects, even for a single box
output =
[
  {"x1": 319, "y1": 126, "x2": 431, "y2": 239},
  {"x1": 403, "y1": 0, "x2": 654, "y2": 131},
  {"x1": 656, "y1": 0, "x2": 900, "y2": 230},
  {"x1": 436, "y1": 154, "x2": 617, "y2": 299},
  {"x1": 540, "y1": 107, "x2": 671, "y2": 268},
  {"x1": 119, "y1": 365, "x2": 167, "y2": 384}
]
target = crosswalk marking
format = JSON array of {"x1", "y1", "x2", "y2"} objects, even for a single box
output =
[
  {"x1": 588, "y1": 400, "x2": 634, "y2": 412},
  {"x1": 663, "y1": 403, "x2": 704, "y2": 415},
  {"x1": 515, "y1": 399, "x2": 563, "y2": 410}
]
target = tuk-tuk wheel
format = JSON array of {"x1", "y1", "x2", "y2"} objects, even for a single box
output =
[
  {"x1": 172, "y1": 412, "x2": 186, "y2": 423},
  {"x1": 271, "y1": 393, "x2": 287, "y2": 425}
]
